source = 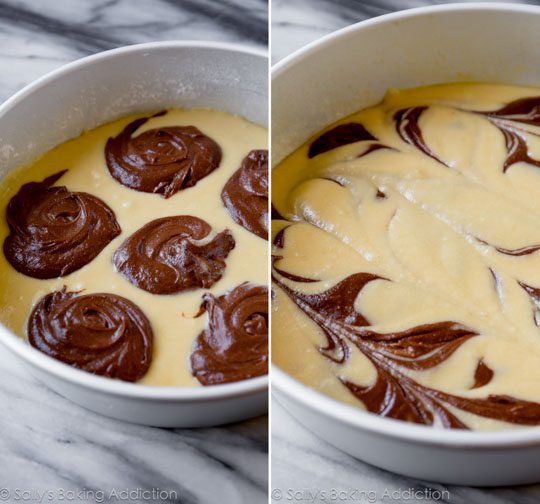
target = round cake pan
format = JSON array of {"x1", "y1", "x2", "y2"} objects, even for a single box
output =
[
  {"x1": 272, "y1": 3, "x2": 540, "y2": 485},
  {"x1": 0, "y1": 41, "x2": 268, "y2": 428}
]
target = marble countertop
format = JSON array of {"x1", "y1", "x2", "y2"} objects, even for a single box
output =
[
  {"x1": 0, "y1": 1, "x2": 267, "y2": 503},
  {"x1": 271, "y1": 0, "x2": 540, "y2": 502}
]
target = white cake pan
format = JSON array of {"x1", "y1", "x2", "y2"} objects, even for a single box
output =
[
  {"x1": 272, "y1": 3, "x2": 540, "y2": 485},
  {"x1": 0, "y1": 41, "x2": 268, "y2": 427}
]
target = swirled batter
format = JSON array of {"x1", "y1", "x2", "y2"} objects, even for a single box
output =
[
  {"x1": 0, "y1": 108, "x2": 267, "y2": 386},
  {"x1": 272, "y1": 83, "x2": 540, "y2": 430}
]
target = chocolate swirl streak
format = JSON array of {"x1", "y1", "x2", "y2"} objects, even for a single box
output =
[
  {"x1": 392, "y1": 99, "x2": 540, "y2": 173},
  {"x1": 28, "y1": 289, "x2": 153, "y2": 381},
  {"x1": 272, "y1": 227, "x2": 288, "y2": 248},
  {"x1": 275, "y1": 271, "x2": 378, "y2": 365},
  {"x1": 393, "y1": 107, "x2": 448, "y2": 166},
  {"x1": 272, "y1": 263, "x2": 318, "y2": 284},
  {"x1": 273, "y1": 264, "x2": 540, "y2": 428},
  {"x1": 484, "y1": 96, "x2": 540, "y2": 126},
  {"x1": 357, "y1": 321, "x2": 476, "y2": 371},
  {"x1": 519, "y1": 282, "x2": 540, "y2": 300},
  {"x1": 308, "y1": 123, "x2": 377, "y2": 158},
  {"x1": 272, "y1": 231, "x2": 318, "y2": 283},
  {"x1": 222, "y1": 150, "x2": 268, "y2": 240},
  {"x1": 357, "y1": 143, "x2": 389, "y2": 158},
  {"x1": 499, "y1": 128, "x2": 540, "y2": 173},
  {"x1": 343, "y1": 363, "x2": 540, "y2": 428},
  {"x1": 271, "y1": 204, "x2": 285, "y2": 221},
  {"x1": 341, "y1": 369, "x2": 468, "y2": 428},
  {"x1": 272, "y1": 253, "x2": 318, "y2": 283},
  {"x1": 472, "y1": 359, "x2": 494, "y2": 389},
  {"x1": 190, "y1": 283, "x2": 268, "y2": 385},
  {"x1": 105, "y1": 113, "x2": 222, "y2": 198},
  {"x1": 477, "y1": 237, "x2": 540, "y2": 257},
  {"x1": 475, "y1": 97, "x2": 540, "y2": 172},
  {"x1": 3, "y1": 171, "x2": 120, "y2": 279},
  {"x1": 113, "y1": 216, "x2": 235, "y2": 295},
  {"x1": 519, "y1": 282, "x2": 540, "y2": 327},
  {"x1": 429, "y1": 389, "x2": 540, "y2": 426},
  {"x1": 320, "y1": 177, "x2": 345, "y2": 187}
]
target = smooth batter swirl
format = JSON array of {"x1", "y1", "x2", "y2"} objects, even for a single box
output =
[
  {"x1": 105, "y1": 112, "x2": 222, "y2": 198},
  {"x1": 3, "y1": 170, "x2": 121, "y2": 279},
  {"x1": 221, "y1": 150, "x2": 269, "y2": 239},
  {"x1": 112, "y1": 216, "x2": 236, "y2": 295},
  {"x1": 28, "y1": 289, "x2": 153, "y2": 382},
  {"x1": 272, "y1": 84, "x2": 540, "y2": 430},
  {"x1": 190, "y1": 283, "x2": 268, "y2": 385}
]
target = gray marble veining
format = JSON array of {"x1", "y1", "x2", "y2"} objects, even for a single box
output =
[
  {"x1": 271, "y1": 0, "x2": 540, "y2": 502},
  {"x1": 0, "y1": 1, "x2": 267, "y2": 502},
  {"x1": 0, "y1": 0, "x2": 267, "y2": 101},
  {"x1": 0, "y1": 351, "x2": 268, "y2": 503}
]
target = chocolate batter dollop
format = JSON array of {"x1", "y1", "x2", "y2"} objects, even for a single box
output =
[
  {"x1": 28, "y1": 289, "x2": 153, "y2": 382},
  {"x1": 105, "y1": 112, "x2": 222, "y2": 198},
  {"x1": 221, "y1": 150, "x2": 268, "y2": 239},
  {"x1": 3, "y1": 170, "x2": 120, "y2": 279},
  {"x1": 113, "y1": 216, "x2": 235, "y2": 295},
  {"x1": 190, "y1": 283, "x2": 268, "y2": 385}
]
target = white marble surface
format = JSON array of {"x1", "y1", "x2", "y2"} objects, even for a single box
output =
[
  {"x1": 0, "y1": 1, "x2": 268, "y2": 502},
  {"x1": 271, "y1": 0, "x2": 540, "y2": 501},
  {"x1": 271, "y1": 397, "x2": 540, "y2": 503}
]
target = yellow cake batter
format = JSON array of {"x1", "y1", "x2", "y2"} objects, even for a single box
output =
[
  {"x1": 273, "y1": 83, "x2": 540, "y2": 430},
  {"x1": 0, "y1": 108, "x2": 267, "y2": 387}
]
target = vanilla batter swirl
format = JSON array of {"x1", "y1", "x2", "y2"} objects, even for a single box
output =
[{"x1": 272, "y1": 84, "x2": 540, "y2": 430}]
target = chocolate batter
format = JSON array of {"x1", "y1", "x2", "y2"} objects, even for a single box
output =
[
  {"x1": 3, "y1": 170, "x2": 120, "y2": 279},
  {"x1": 105, "y1": 113, "x2": 222, "y2": 198},
  {"x1": 221, "y1": 149, "x2": 269, "y2": 239},
  {"x1": 28, "y1": 289, "x2": 152, "y2": 382},
  {"x1": 191, "y1": 282, "x2": 268, "y2": 385},
  {"x1": 113, "y1": 215, "x2": 235, "y2": 295}
]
